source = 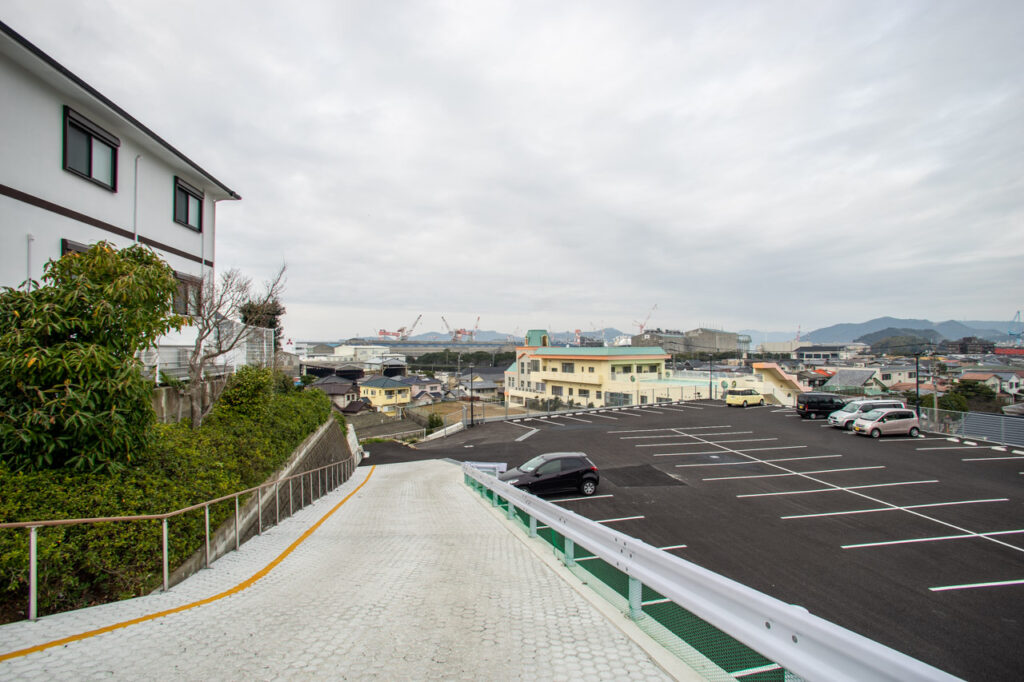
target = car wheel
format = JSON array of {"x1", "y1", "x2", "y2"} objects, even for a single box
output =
[
  {"x1": 579, "y1": 479, "x2": 597, "y2": 496},
  {"x1": 759, "y1": 399, "x2": 765, "y2": 406},
  {"x1": 742, "y1": 400, "x2": 748, "y2": 407},
  {"x1": 909, "y1": 426, "x2": 920, "y2": 438},
  {"x1": 809, "y1": 413, "x2": 817, "y2": 420},
  {"x1": 870, "y1": 428, "x2": 881, "y2": 439}
]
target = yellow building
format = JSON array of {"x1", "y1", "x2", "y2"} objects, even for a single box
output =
[
  {"x1": 359, "y1": 376, "x2": 411, "y2": 413},
  {"x1": 505, "y1": 330, "x2": 672, "y2": 408}
]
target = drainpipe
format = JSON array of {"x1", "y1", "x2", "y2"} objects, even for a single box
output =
[
  {"x1": 25, "y1": 233, "x2": 34, "y2": 290},
  {"x1": 132, "y1": 155, "x2": 142, "y2": 242}
]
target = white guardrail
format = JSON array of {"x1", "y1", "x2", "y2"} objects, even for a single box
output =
[{"x1": 463, "y1": 464, "x2": 960, "y2": 682}]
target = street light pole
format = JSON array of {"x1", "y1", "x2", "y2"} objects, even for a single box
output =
[{"x1": 469, "y1": 365, "x2": 474, "y2": 427}]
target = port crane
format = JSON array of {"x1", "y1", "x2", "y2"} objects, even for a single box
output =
[
  {"x1": 377, "y1": 314, "x2": 422, "y2": 341},
  {"x1": 1010, "y1": 311, "x2": 1023, "y2": 347},
  {"x1": 634, "y1": 304, "x2": 657, "y2": 334},
  {"x1": 441, "y1": 316, "x2": 480, "y2": 342}
]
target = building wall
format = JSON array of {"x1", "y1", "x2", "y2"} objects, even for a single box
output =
[{"x1": 0, "y1": 49, "x2": 221, "y2": 288}]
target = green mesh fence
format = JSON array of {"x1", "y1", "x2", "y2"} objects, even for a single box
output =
[{"x1": 466, "y1": 474, "x2": 795, "y2": 680}]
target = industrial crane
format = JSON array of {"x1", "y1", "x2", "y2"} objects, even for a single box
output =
[
  {"x1": 377, "y1": 314, "x2": 423, "y2": 341},
  {"x1": 442, "y1": 316, "x2": 478, "y2": 342},
  {"x1": 1010, "y1": 311, "x2": 1023, "y2": 347},
  {"x1": 634, "y1": 304, "x2": 657, "y2": 334}
]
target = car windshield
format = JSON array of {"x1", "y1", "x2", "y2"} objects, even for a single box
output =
[
  {"x1": 519, "y1": 455, "x2": 548, "y2": 472},
  {"x1": 859, "y1": 409, "x2": 885, "y2": 421},
  {"x1": 836, "y1": 403, "x2": 859, "y2": 413}
]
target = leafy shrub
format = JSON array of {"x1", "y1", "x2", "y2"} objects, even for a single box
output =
[
  {"x1": 0, "y1": 386, "x2": 331, "y2": 624},
  {"x1": 0, "y1": 242, "x2": 181, "y2": 473},
  {"x1": 427, "y1": 413, "x2": 444, "y2": 430}
]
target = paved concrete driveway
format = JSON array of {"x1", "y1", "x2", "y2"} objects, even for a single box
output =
[
  {"x1": 0, "y1": 460, "x2": 678, "y2": 681},
  {"x1": 413, "y1": 401, "x2": 1024, "y2": 680}
]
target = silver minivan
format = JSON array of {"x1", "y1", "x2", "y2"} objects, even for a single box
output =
[
  {"x1": 852, "y1": 408, "x2": 921, "y2": 438},
  {"x1": 828, "y1": 399, "x2": 906, "y2": 430}
]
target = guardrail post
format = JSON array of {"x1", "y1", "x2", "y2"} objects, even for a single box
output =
[
  {"x1": 565, "y1": 538, "x2": 576, "y2": 567},
  {"x1": 234, "y1": 495, "x2": 240, "y2": 551},
  {"x1": 628, "y1": 576, "x2": 642, "y2": 620},
  {"x1": 257, "y1": 486, "x2": 263, "y2": 535},
  {"x1": 162, "y1": 518, "x2": 169, "y2": 592},
  {"x1": 506, "y1": 499, "x2": 515, "y2": 520},
  {"x1": 204, "y1": 504, "x2": 210, "y2": 569},
  {"x1": 29, "y1": 526, "x2": 37, "y2": 621},
  {"x1": 275, "y1": 482, "x2": 280, "y2": 526},
  {"x1": 491, "y1": 491, "x2": 499, "y2": 507},
  {"x1": 301, "y1": 475, "x2": 305, "y2": 508},
  {"x1": 529, "y1": 516, "x2": 537, "y2": 538},
  {"x1": 289, "y1": 478, "x2": 293, "y2": 516}
]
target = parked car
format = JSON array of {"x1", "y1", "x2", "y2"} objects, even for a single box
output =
[
  {"x1": 725, "y1": 388, "x2": 765, "y2": 407},
  {"x1": 796, "y1": 392, "x2": 847, "y2": 419},
  {"x1": 852, "y1": 408, "x2": 921, "y2": 438},
  {"x1": 828, "y1": 399, "x2": 907, "y2": 430},
  {"x1": 498, "y1": 452, "x2": 600, "y2": 496}
]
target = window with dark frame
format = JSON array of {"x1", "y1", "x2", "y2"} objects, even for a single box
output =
[
  {"x1": 60, "y1": 238, "x2": 90, "y2": 256},
  {"x1": 174, "y1": 177, "x2": 204, "y2": 231},
  {"x1": 173, "y1": 273, "x2": 202, "y2": 316},
  {"x1": 63, "y1": 106, "x2": 119, "y2": 190}
]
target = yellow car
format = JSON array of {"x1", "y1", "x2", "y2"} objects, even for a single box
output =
[{"x1": 725, "y1": 388, "x2": 765, "y2": 407}]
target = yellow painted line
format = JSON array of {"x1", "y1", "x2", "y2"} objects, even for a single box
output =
[{"x1": 0, "y1": 466, "x2": 376, "y2": 663}]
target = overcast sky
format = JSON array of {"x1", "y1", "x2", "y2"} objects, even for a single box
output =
[{"x1": 5, "y1": 1, "x2": 1023, "y2": 341}]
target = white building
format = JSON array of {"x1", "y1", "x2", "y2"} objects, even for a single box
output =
[{"x1": 0, "y1": 21, "x2": 243, "y2": 377}]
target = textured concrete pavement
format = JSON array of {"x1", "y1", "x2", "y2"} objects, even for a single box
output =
[{"x1": 0, "y1": 460, "x2": 678, "y2": 680}]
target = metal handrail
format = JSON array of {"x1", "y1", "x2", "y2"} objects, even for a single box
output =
[
  {"x1": 1, "y1": 457, "x2": 356, "y2": 622},
  {"x1": 464, "y1": 465, "x2": 960, "y2": 682}
]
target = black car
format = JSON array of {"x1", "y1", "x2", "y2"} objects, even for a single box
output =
[
  {"x1": 498, "y1": 452, "x2": 600, "y2": 496},
  {"x1": 795, "y1": 392, "x2": 847, "y2": 419}
]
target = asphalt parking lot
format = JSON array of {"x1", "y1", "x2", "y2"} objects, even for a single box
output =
[{"x1": 366, "y1": 401, "x2": 1024, "y2": 680}]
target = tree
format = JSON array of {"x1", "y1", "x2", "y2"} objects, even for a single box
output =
[
  {"x1": 183, "y1": 265, "x2": 286, "y2": 428},
  {"x1": 0, "y1": 242, "x2": 181, "y2": 472},
  {"x1": 240, "y1": 297, "x2": 285, "y2": 352}
]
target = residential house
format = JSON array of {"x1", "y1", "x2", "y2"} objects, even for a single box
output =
[
  {"x1": 822, "y1": 368, "x2": 887, "y2": 394},
  {"x1": 0, "y1": 21, "x2": 241, "y2": 377},
  {"x1": 359, "y1": 376, "x2": 412, "y2": 413},
  {"x1": 873, "y1": 365, "x2": 918, "y2": 388},
  {"x1": 308, "y1": 375, "x2": 360, "y2": 409}
]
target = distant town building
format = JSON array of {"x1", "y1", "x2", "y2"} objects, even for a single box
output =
[
  {"x1": 358, "y1": 376, "x2": 412, "y2": 413},
  {"x1": 631, "y1": 328, "x2": 752, "y2": 356},
  {"x1": 940, "y1": 337, "x2": 996, "y2": 354}
]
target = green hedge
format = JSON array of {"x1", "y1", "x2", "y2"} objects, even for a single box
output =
[{"x1": 0, "y1": 373, "x2": 332, "y2": 624}]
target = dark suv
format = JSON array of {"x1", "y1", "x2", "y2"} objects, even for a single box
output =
[
  {"x1": 795, "y1": 392, "x2": 847, "y2": 419},
  {"x1": 498, "y1": 452, "x2": 600, "y2": 496}
]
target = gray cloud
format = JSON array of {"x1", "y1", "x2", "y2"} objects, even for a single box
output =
[{"x1": 5, "y1": 0, "x2": 1023, "y2": 340}]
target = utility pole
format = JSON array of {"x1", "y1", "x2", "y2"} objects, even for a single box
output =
[{"x1": 469, "y1": 365, "x2": 475, "y2": 427}]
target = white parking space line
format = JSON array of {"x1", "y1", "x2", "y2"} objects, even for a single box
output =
[
  {"x1": 704, "y1": 466, "x2": 885, "y2": 481},
  {"x1": 676, "y1": 454, "x2": 841, "y2": 468},
  {"x1": 596, "y1": 515, "x2": 645, "y2": 524},
  {"x1": 615, "y1": 411, "x2": 644, "y2": 418},
  {"x1": 559, "y1": 415, "x2": 593, "y2": 423},
  {"x1": 515, "y1": 429, "x2": 538, "y2": 442},
  {"x1": 962, "y1": 455, "x2": 1024, "y2": 462},
  {"x1": 659, "y1": 544, "x2": 688, "y2": 550},
  {"x1": 610, "y1": 427, "x2": 732, "y2": 434},
  {"x1": 655, "y1": 451, "x2": 727, "y2": 457},
  {"x1": 843, "y1": 529, "x2": 1024, "y2": 549},
  {"x1": 640, "y1": 409, "x2": 664, "y2": 414},
  {"x1": 737, "y1": 480, "x2": 940, "y2": 498},
  {"x1": 525, "y1": 418, "x2": 565, "y2": 427},
  {"x1": 656, "y1": 405, "x2": 704, "y2": 411},
  {"x1": 930, "y1": 579, "x2": 1024, "y2": 592},
  {"x1": 732, "y1": 445, "x2": 808, "y2": 453},
  {"x1": 704, "y1": 438, "x2": 778, "y2": 445},
  {"x1": 622, "y1": 434, "x2": 696, "y2": 440},
  {"x1": 587, "y1": 413, "x2": 619, "y2": 420},
  {"x1": 555, "y1": 494, "x2": 614, "y2": 503},
  {"x1": 771, "y1": 409, "x2": 792, "y2": 413},
  {"x1": 876, "y1": 437, "x2": 946, "y2": 442},
  {"x1": 782, "y1": 498, "x2": 1009, "y2": 520},
  {"x1": 917, "y1": 446, "x2": 982, "y2": 450}
]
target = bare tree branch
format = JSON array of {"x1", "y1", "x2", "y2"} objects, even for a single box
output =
[{"x1": 184, "y1": 265, "x2": 286, "y2": 428}]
